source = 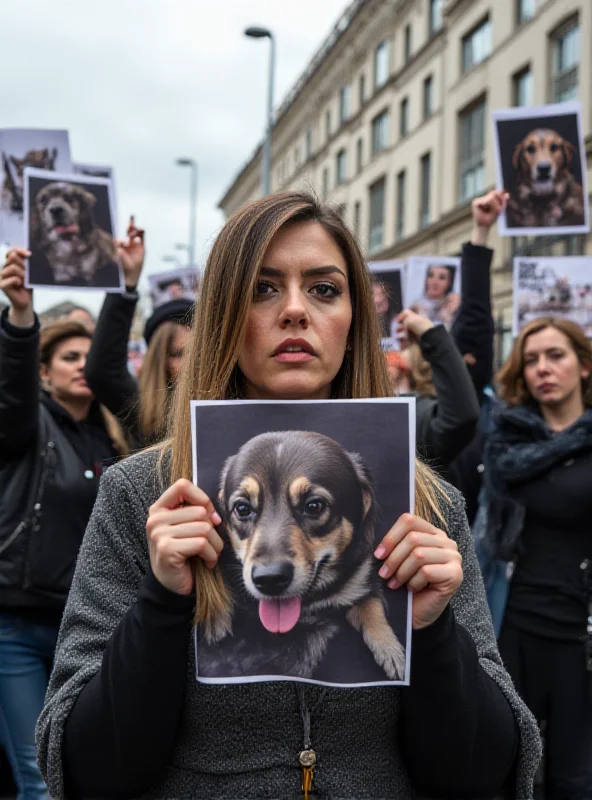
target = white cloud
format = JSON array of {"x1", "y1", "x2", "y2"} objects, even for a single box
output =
[{"x1": 0, "y1": 0, "x2": 347, "y2": 315}]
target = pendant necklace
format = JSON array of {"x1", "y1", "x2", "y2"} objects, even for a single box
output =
[{"x1": 296, "y1": 685, "x2": 327, "y2": 798}]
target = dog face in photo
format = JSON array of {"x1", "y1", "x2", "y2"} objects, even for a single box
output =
[
  {"x1": 507, "y1": 128, "x2": 585, "y2": 227},
  {"x1": 210, "y1": 430, "x2": 406, "y2": 681},
  {"x1": 33, "y1": 181, "x2": 116, "y2": 284},
  {"x1": 1, "y1": 148, "x2": 58, "y2": 213}
]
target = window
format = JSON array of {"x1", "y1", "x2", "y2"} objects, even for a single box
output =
[
  {"x1": 322, "y1": 167, "x2": 330, "y2": 195},
  {"x1": 374, "y1": 40, "x2": 390, "y2": 89},
  {"x1": 459, "y1": 98, "x2": 486, "y2": 202},
  {"x1": 336, "y1": 149, "x2": 347, "y2": 185},
  {"x1": 339, "y1": 85, "x2": 351, "y2": 125},
  {"x1": 354, "y1": 201, "x2": 361, "y2": 237},
  {"x1": 550, "y1": 18, "x2": 579, "y2": 102},
  {"x1": 369, "y1": 177, "x2": 386, "y2": 253},
  {"x1": 420, "y1": 152, "x2": 431, "y2": 229},
  {"x1": 516, "y1": 0, "x2": 536, "y2": 25},
  {"x1": 305, "y1": 128, "x2": 313, "y2": 161},
  {"x1": 429, "y1": 0, "x2": 444, "y2": 37},
  {"x1": 462, "y1": 17, "x2": 492, "y2": 73},
  {"x1": 359, "y1": 73, "x2": 366, "y2": 107},
  {"x1": 356, "y1": 138, "x2": 363, "y2": 173},
  {"x1": 396, "y1": 169, "x2": 406, "y2": 241},
  {"x1": 423, "y1": 75, "x2": 433, "y2": 119},
  {"x1": 404, "y1": 24, "x2": 412, "y2": 64},
  {"x1": 513, "y1": 66, "x2": 533, "y2": 107},
  {"x1": 371, "y1": 109, "x2": 390, "y2": 155},
  {"x1": 325, "y1": 109, "x2": 332, "y2": 141},
  {"x1": 400, "y1": 97, "x2": 409, "y2": 138}
]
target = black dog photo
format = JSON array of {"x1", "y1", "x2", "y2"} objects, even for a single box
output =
[
  {"x1": 191, "y1": 399, "x2": 414, "y2": 687},
  {"x1": 24, "y1": 167, "x2": 123, "y2": 291},
  {"x1": 493, "y1": 102, "x2": 589, "y2": 236}
]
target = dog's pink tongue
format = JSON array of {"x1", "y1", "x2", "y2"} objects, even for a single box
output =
[
  {"x1": 258, "y1": 597, "x2": 301, "y2": 634},
  {"x1": 54, "y1": 224, "x2": 78, "y2": 235}
]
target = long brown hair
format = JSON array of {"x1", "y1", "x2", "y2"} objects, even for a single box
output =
[
  {"x1": 162, "y1": 191, "x2": 449, "y2": 635},
  {"x1": 497, "y1": 317, "x2": 592, "y2": 406},
  {"x1": 138, "y1": 321, "x2": 183, "y2": 442},
  {"x1": 39, "y1": 320, "x2": 129, "y2": 456}
]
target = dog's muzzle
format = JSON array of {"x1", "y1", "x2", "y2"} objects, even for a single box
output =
[{"x1": 251, "y1": 562, "x2": 302, "y2": 634}]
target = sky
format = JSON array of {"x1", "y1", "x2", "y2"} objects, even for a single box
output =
[{"x1": 0, "y1": 0, "x2": 349, "y2": 315}]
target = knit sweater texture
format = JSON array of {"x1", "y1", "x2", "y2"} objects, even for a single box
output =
[{"x1": 36, "y1": 449, "x2": 541, "y2": 799}]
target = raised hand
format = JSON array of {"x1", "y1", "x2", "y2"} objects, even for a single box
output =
[
  {"x1": 114, "y1": 215, "x2": 146, "y2": 289},
  {"x1": 471, "y1": 189, "x2": 509, "y2": 245},
  {"x1": 0, "y1": 247, "x2": 34, "y2": 326}
]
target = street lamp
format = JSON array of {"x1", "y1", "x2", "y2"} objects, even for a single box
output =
[
  {"x1": 175, "y1": 158, "x2": 198, "y2": 266},
  {"x1": 162, "y1": 255, "x2": 183, "y2": 268},
  {"x1": 245, "y1": 26, "x2": 275, "y2": 197}
]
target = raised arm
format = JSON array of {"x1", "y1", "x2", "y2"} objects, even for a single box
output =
[{"x1": 0, "y1": 247, "x2": 40, "y2": 458}]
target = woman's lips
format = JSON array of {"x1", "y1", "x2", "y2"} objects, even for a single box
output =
[{"x1": 273, "y1": 351, "x2": 315, "y2": 363}]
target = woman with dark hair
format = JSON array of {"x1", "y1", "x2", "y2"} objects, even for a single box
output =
[
  {"x1": 411, "y1": 263, "x2": 460, "y2": 329},
  {"x1": 0, "y1": 248, "x2": 127, "y2": 800},
  {"x1": 484, "y1": 317, "x2": 592, "y2": 797},
  {"x1": 38, "y1": 192, "x2": 540, "y2": 799},
  {"x1": 84, "y1": 219, "x2": 193, "y2": 448}
]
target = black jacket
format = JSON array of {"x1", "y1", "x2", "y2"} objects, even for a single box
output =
[
  {"x1": 0, "y1": 309, "x2": 117, "y2": 614},
  {"x1": 414, "y1": 324, "x2": 480, "y2": 473},
  {"x1": 84, "y1": 290, "x2": 142, "y2": 448}
]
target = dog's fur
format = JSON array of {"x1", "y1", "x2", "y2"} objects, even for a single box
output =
[
  {"x1": 197, "y1": 431, "x2": 406, "y2": 682},
  {"x1": 33, "y1": 181, "x2": 117, "y2": 284},
  {"x1": 1, "y1": 148, "x2": 57, "y2": 213},
  {"x1": 507, "y1": 128, "x2": 585, "y2": 228}
]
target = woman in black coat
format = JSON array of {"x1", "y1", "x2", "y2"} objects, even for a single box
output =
[
  {"x1": 484, "y1": 317, "x2": 592, "y2": 798},
  {"x1": 0, "y1": 247, "x2": 126, "y2": 800}
]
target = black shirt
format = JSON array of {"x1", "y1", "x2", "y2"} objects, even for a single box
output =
[{"x1": 505, "y1": 448, "x2": 592, "y2": 641}]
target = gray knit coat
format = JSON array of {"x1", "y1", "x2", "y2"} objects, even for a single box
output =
[{"x1": 36, "y1": 450, "x2": 541, "y2": 799}]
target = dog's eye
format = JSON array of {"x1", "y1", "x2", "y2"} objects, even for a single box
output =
[
  {"x1": 549, "y1": 143, "x2": 559, "y2": 152},
  {"x1": 303, "y1": 498, "x2": 327, "y2": 517},
  {"x1": 526, "y1": 144, "x2": 536, "y2": 154},
  {"x1": 233, "y1": 501, "x2": 254, "y2": 520}
]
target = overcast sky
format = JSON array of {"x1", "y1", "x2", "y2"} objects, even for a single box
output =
[{"x1": 0, "y1": 0, "x2": 348, "y2": 315}]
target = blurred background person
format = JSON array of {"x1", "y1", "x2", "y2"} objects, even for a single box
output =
[
  {"x1": 63, "y1": 306, "x2": 95, "y2": 333},
  {"x1": 484, "y1": 317, "x2": 592, "y2": 798},
  {"x1": 0, "y1": 248, "x2": 127, "y2": 800}
]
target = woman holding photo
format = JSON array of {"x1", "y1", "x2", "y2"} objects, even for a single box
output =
[
  {"x1": 0, "y1": 250, "x2": 127, "y2": 800},
  {"x1": 38, "y1": 192, "x2": 540, "y2": 799},
  {"x1": 484, "y1": 317, "x2": 592, "y2": 797}
]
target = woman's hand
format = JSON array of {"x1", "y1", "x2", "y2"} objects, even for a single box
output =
[
  {"x1": 471, "y1": 189, "x2": 509, "y2": 246},
  {"x1": 0, "y1": 248, "x2": 34, "y2": 327},
  {"x1": 397, "y1": 309, "x2": 434, "y2": 342},
  {"x1": 374, "y1": 513, "x2": 463, "y2": 629},
  {"x1": 146, "y1": 479, "x2": 224, "y2": 596},
  {"x1": 115, "y1": 216, "x2": 145, "y2": 289}
]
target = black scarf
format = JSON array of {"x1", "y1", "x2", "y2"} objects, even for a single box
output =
[{"x1": 483, "y1": 403, "x2": 592, "y2": 561}]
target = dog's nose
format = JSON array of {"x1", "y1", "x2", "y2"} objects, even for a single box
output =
[
  {"x1": 252, "y1": 562, "x2": 294, "y2": 596},
  {"x1": 536, "y1": 162, "x2": 552, "y2": 180},
  {"x1": 50, "y1": 205, "x2": 65, "y2": 219}
]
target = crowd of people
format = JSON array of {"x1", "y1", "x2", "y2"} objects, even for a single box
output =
[{"x1": 0, "y1": 187, "x2": 590, "y2": 799}]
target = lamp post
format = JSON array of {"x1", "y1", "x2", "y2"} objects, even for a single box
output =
[
  {"x1": 245, "y1": 26, "x2": 275, "y2": 197},
  {"x1": 175, "y1": 158, "x2": 198, "y2": 266}
]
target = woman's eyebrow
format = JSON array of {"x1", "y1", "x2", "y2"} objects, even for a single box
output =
[{"x1": 259, "y1": 265, "x2": 347, "y2": 279}]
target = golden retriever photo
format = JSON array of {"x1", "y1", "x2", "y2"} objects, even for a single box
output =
[
  {"x1": 493, "y1": 106, "x2": 589, "y2": 235},
  {"x1": 191, "y1": 400, "x2": 413, "y2": 687},
  {"x1": 25, "y1": 168, "x2": 123, "y2": 291}
]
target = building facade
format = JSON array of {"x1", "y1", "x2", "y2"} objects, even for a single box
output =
[{"x1": 219, "y1": 0, "x2": 591, "y2": 363}]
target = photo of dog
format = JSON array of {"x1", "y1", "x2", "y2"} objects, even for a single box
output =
[
  {"x1": 514, "y1": 256, "x2": 592, "y2": 337},
  {"x1": 493, "y1": 102, "x2": 589, "y2": 237},
  {"x1": 191, "y1": 399, "x2": 414, "y2": 687},
  {"x1": 24, "y1": 168, "x2": 123, "y2": 291},
  {"x1": 1, "y1": 148, "x2": 57, "y2": 214}
]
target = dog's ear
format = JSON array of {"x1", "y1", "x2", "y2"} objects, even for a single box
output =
[
  {"x1": 562, "y1": 139, "x2": 574, "y2": 166},
  {"x1": 346, "y1": 451, "x2": 377, "y2": 543},
  {"x1": 80, "y1": 188, "x2": 97, "y2": 208},
  {"x1": 217, "y1": 454, "x2": 236, "y2": 522},
  {"x1": 512, "y1": 140, "x2": 525, "y2": 171},
  {"x1": 77, "y1": 188, "x2": 97, "y2": 236}
]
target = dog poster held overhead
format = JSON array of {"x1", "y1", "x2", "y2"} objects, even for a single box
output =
[
  {"x1": 23, "y1": 167, "x2": 124, "y2": 291},
  {"x1": 0, "y1": 127, "x2": 72, "y2": 245},
  {"x1": 191, "y1": 398, "x2": 414, "y2": 687},
  {"x1": 492, "y1": 101, "x2": 589, "y2": 236}
]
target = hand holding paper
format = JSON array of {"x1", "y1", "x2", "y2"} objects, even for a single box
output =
[{"x1": 0, "y1": 247, "x2": 34, "y2": 326}]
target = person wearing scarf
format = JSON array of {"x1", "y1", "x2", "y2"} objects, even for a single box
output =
[{"x1": 483, "y1": 316, "x2": 592, "y2": 799}]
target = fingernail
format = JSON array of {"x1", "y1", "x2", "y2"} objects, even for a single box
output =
[
  {"x1": 379, "y1": 564, "x2": 391, "y2": 579},
  {"x1": 387, "y1": 578, "x2": 399, "y2": 590},
  {"x1": 211, "y1": 511, "x2": 222, "y2": 525},
  {"x1": 374, "y1": 546, "x2": 386, "y2": 559}
]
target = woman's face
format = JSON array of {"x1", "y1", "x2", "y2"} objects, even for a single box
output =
[
  {"x1": 239, "y1": 220, "x2": 352, "y2": 400},
  {"x1": 523, "y1": 327, "x2": 589, "y2": 408},
  {"x1": 372, "y1": 283, "x2": 389, "y2": 315},
  {"x1": 41, "y1": 337, "x2": 93, "y2": 401},
  {"x1": 425, "y1": 266, "x2": 452, "y2": 300},
  {"x1": 167, "y1": 325, "x2": 191, "y2": 382}
]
